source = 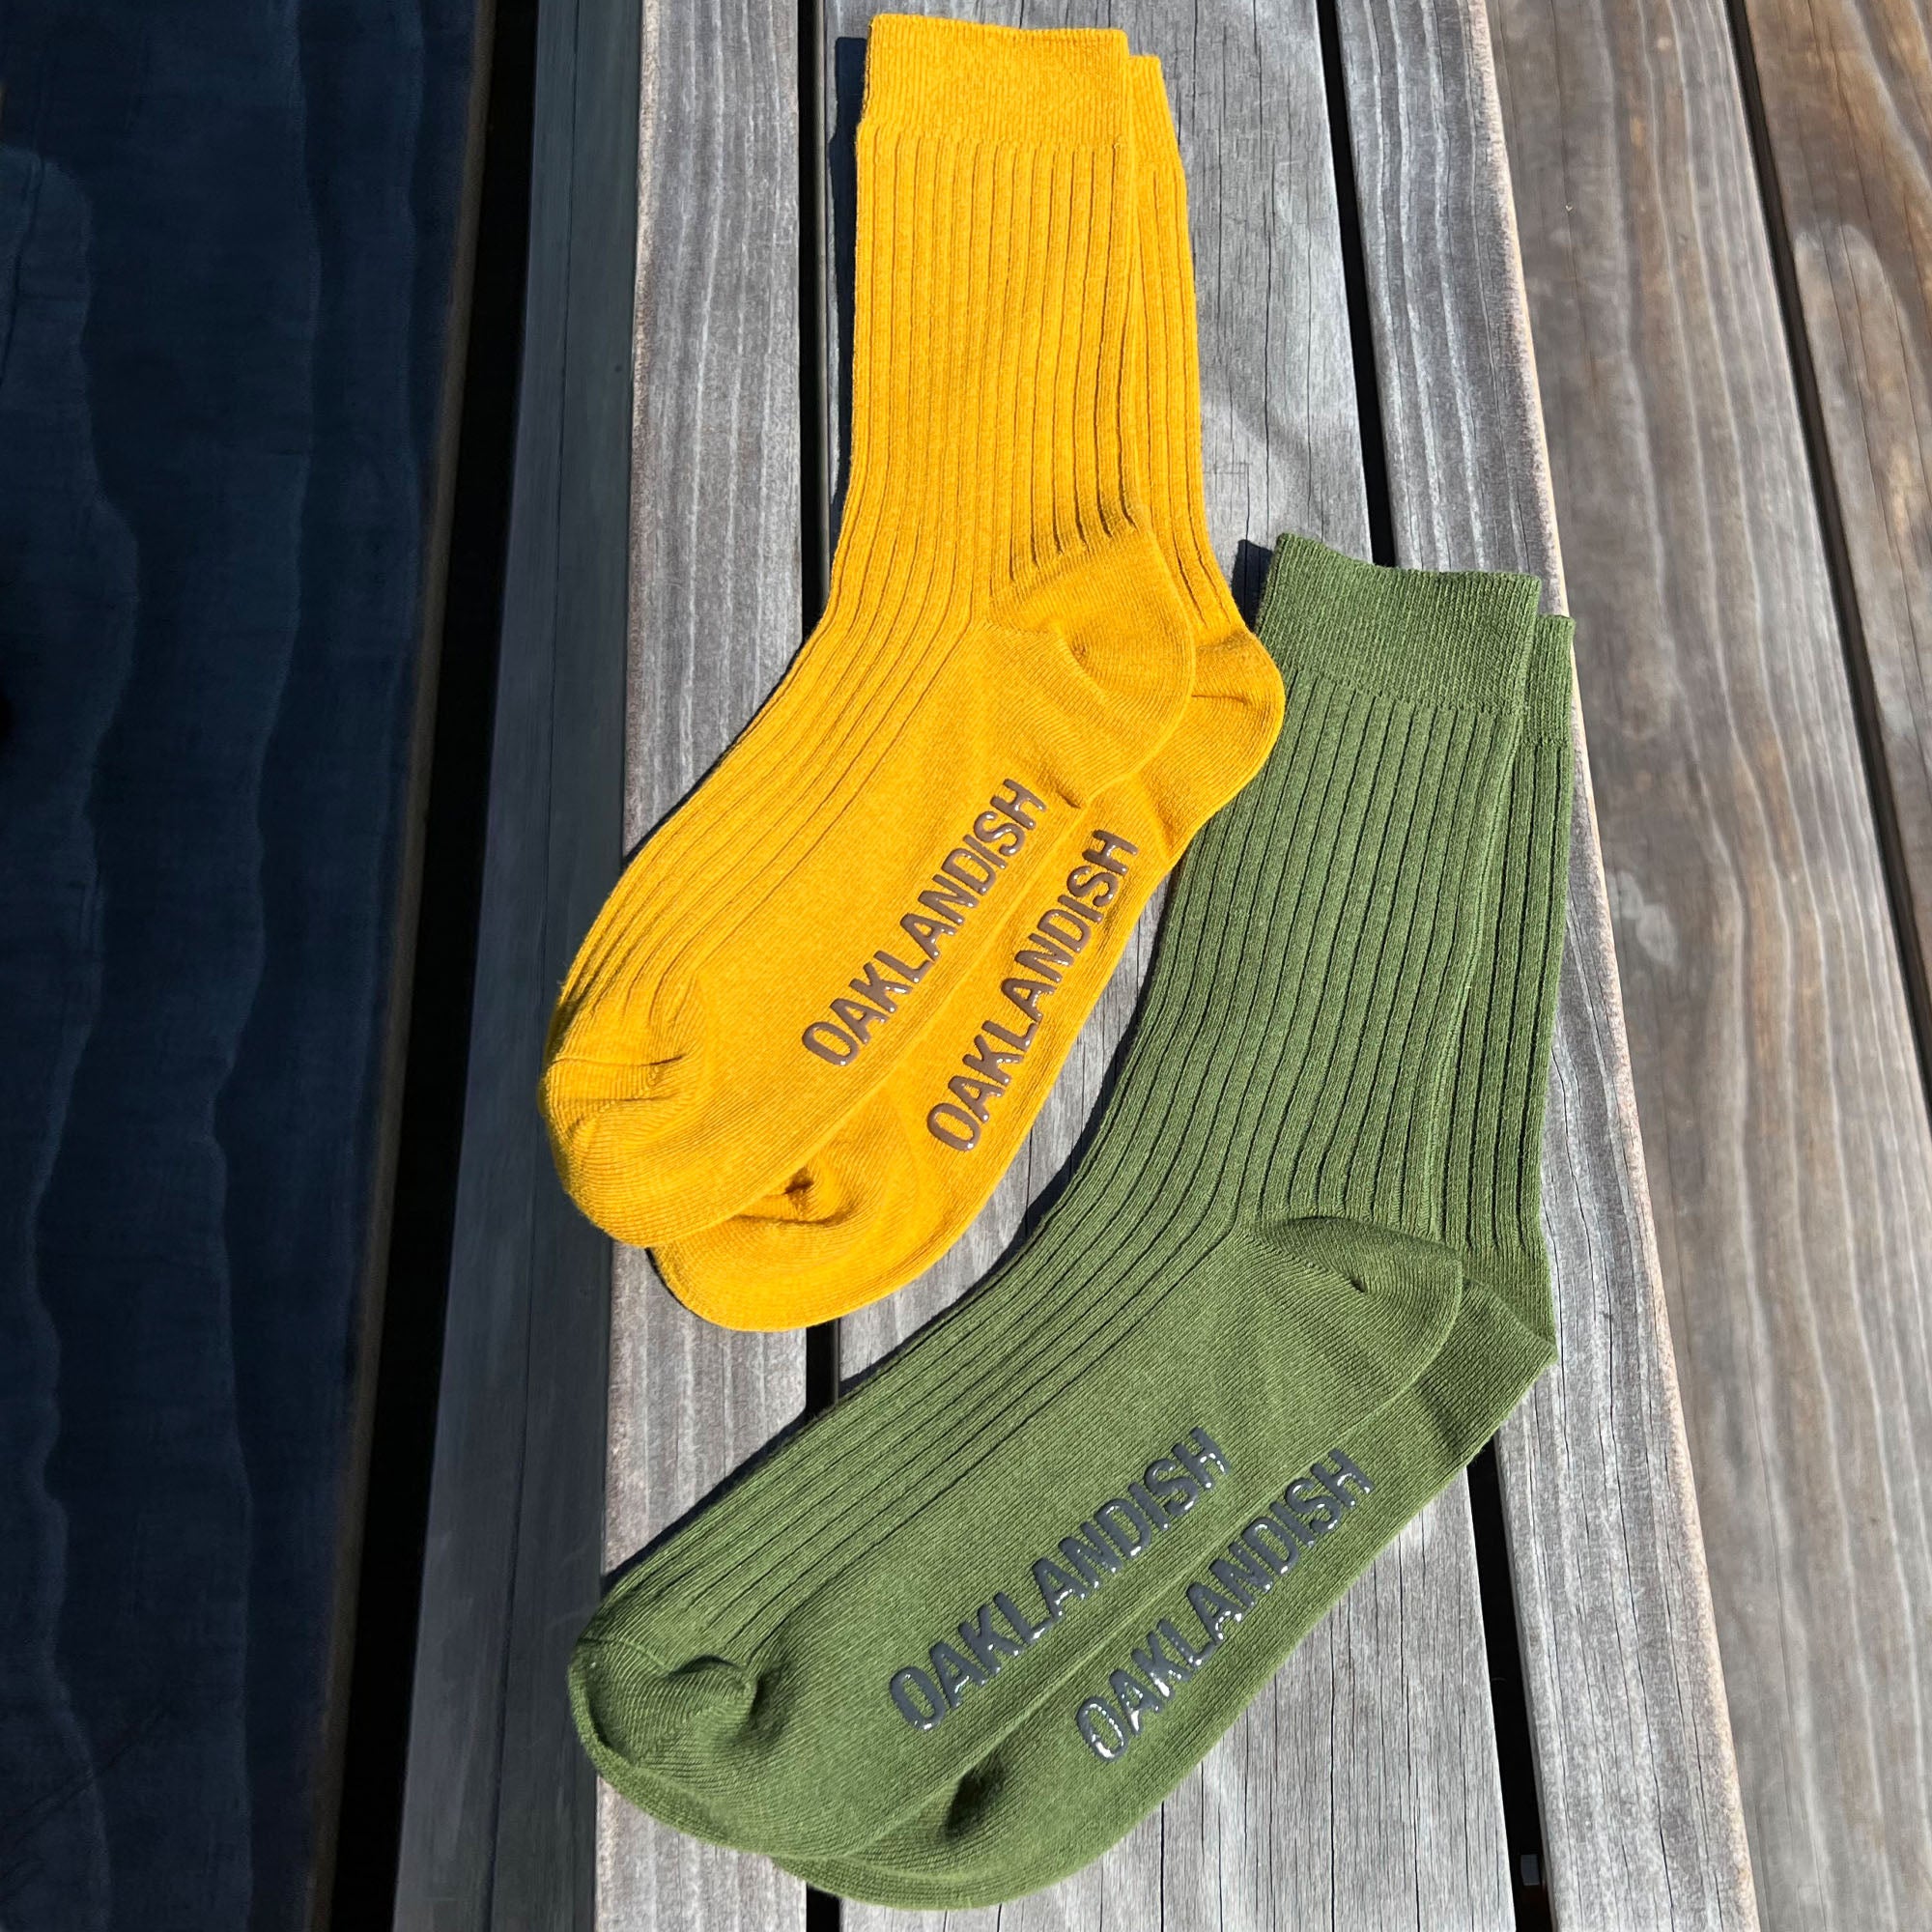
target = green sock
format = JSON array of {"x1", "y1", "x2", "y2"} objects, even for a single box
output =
[
  {"x1": 567, "y1": 537, "x2": 1539, "y2": 1869},
  {"x1": 787, "y1": 614, "x2": 1576, "y2": 1909}
]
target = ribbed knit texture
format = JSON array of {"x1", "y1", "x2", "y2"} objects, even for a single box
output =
[
  {"x1": 567, "y1": 536, "x2": 1540, "y2": 1874},
  {"x1": 786, "y1": 615, "x2": 1576, "y2": 1909},
  {"x1": 656, "y1": 57, "x2": 1286, "y2": 1327},
  {"x1": 539, "y1": 16, "x2": 1199, "y2": 1248}
]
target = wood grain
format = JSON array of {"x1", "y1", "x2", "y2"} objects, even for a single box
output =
[
  {"x1": 1739, "y1": 2, "x2": 1932, "y2": 1914},
  {"x1": 1483, "y1": 0, "x2": 1932, "y2": 1922},
  {"x1": 1343, "y1": 0, "x2": 1762, "y2": 1923},
  {"x1": 1741, "y1": 0, "x2": 1932, "y2": 1023},
  {"x1": 597, "y1": 1, "x2": 810, "y2": 1927},
  {"x1": 393, "y1": 0, "x2": 640, "y2": 1921},
  {"x1": 828, "y1": 5, "x2": 1512, "y2": 1927}
]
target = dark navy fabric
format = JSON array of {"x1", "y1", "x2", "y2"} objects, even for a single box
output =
[{"x1": 0, "y1": 3, "x2": 474, "y2": 1924}]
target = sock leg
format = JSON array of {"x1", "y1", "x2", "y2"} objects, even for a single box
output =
[{"x1": 656, "y1": 57, "x2": 1286, "y2": 1327}]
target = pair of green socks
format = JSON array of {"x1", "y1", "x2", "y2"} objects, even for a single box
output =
[{"x1": 569, "y1": 535, "x2": 1576, "y2": 1908}]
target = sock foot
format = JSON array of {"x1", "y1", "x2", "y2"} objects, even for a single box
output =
[{"x1": 568, "y1": 1212, "x2": 1458, "y2": 1860}]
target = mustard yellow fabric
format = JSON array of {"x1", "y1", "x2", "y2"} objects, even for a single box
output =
[
  {"x1": 541, "y1": 19, "x2": 1208, "y2": 1248},
  {"x1": 659, "y1": 58, "x2": 1286, "y2": 1326}
]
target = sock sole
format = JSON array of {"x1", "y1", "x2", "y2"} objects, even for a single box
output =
[
  {"x1": 569, "y1": 1215, "x2": 1463, "y2": 1860},
  {"x1": 545, "y1": 526, "x2": 1203, "y2": 1246},
  {"x1": 779, "y1": 1279, "x2": 1554, "y2": 1907}
]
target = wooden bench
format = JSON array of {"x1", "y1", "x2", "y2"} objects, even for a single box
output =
[
  {"x1": 391, "y1": 2, "x2": 1759, "y2": 1926},
  {"x1": 1492, "y1": 0, "x2": 1932, "y2": 1925}
]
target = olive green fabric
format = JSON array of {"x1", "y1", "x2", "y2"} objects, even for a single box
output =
[
  {"x1": 791, "y1": 612, "x2": 1576, "y2": 1908},
  {"x1": 568, "y1": 539, "x2": 1562, "y2": 1899}
]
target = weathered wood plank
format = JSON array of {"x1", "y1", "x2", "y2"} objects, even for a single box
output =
[
  {"x1": 1484, "y1": 0, "x2": 1932, "y2": 1921},
  {"x1": 596, "y1": 2, "x2": 810, "y2": 1928},
  {"x1": 1739, "y1": 0, "x2": 1932, "y2": 1023},
  {"x1": 1732, "y1": 0, "x2": 1932, "y2": 1906},
  {"x1": 1340, "y1": 0, "x2": 1761, "y2": 1924},
  {"x1": 394, "y1": 0, "x2": 639, "y2": 1921},
  {"x1": 829, "y1": 6, "x2": 1513, "y2": 1925}
]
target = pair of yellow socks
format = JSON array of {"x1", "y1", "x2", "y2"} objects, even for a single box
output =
[{"x1": 540, "y1": 17, "x2": 1284, "y2": 1328}]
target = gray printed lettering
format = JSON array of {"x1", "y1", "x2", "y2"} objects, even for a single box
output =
[
  {"x1": 1085, "y1": 829, "x2": 1139, "y2": 872},
  {"x1": 1270, "y1": 1498, "x2": 1318, "y2": 1549},
  {"x1": 887, "y1": 1423, "x2": 1268, "y2": 1739},
  {"x1": 928, "y1": 1639, "x2": 987, "y2": 1710},
  {"x1": 1077, "y1": 1697, "x2": 1127, "y2": 1761},
  {"x1": 1011, "y1": 934, "x2": 1073, "y2": 980},
  {"x1": 918, "y1": 880, "x2": 978, "y2": 924},
  {"x1": 1063, "y1": 1451, "x2": 1377, "y2": 1761},
  {"x1": 802, "y1": 1020, "x2": 859, "y2": 1065},
  {"x1": 1002, "y1": 976, "x2": 1055, "y2": 1026},
  {"x1": 1130, "y1": 1624, "x2": 1200, "y2": 1697},
  {"x1": 849, "y1": 960, "x2": 913, "y2": 1010},
  {"x1": 1057, "y1": 1522, "x2": 1124, "y2": 1588},
  {"x1": 891, "y1": 1666, "x2": 945, "y2": 1730},
  {"x1": 947, "y1": 1074, "x2": 1000, "y2": 1122},
  {"x1": 1188, "y1": 1579, "x2": 1244, "y2": 1647},
  {"x1": 1310, "y1": 1448, "x2": 1374, "y2": 1503},
  {"x1": 940, "y1": 847, "x2": 999, "y2": 894},
  {"x1": 1094, "y1": 1497, "x2": 1151, "y2": 1559},
  {"x1": 956, "y1": 1603, "x2": 1025, "y2": 1677},
  {"x1": 1167, "y1": 1430, "x2": 1229, "y2": 1484},
  {"x1": 1035, "y1": 906, "x2": 1091, "y2": 951},
  {"x1": 989, "y1": 777, "x2": 1046, "y2": 829},
  {"x1": 805, "y1": 784, "x2": 1054, "y2": 1065},
  {"x1": 972, "y1": 810, "x2": 1023, "y2": 855},
  {"x1": 1143, "y1": 1457, "x2": 1200, "y2": 1514},
  {"x1": 1065, "y1": 863, "x2": 1119, "y2": 908},
  {"x1": 913, "y1": 825, "x2": 1144, "y2": 1134},
  {"x1": 1033, "y1": 1557, "x2": 1087, "y2": 1618},
  {"x1": 959, "y1": 1034, "x2": 1023, "y2": 1087},
  {"x1": 994, "y1": 1590, "x2": 1051, "y2": 1646},
  {"x1": 1110, "y1": 1666, "x2": 1166, "y2": 1732},
  {"x1": 926, "y1": 1102, "x2": 980, "y2": 1151},
  {"x1": 1284, "y1": 1476, "x2": 1343, "y2": 1535},
  {"x1": 1210, "y1": 1539, "x2": 1274, "y2": 1605},
  {"x1": 1241, "y1": 1515, "x2": 1302, "y2": 1575},
  {"x1": 901, "y1": 912, "x2": 952, "y2": 957},
  {"x1": 830, "y1": 995, "x2": 889, "y2": 1045}
]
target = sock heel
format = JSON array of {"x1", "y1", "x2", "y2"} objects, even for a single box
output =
[
  {"x1": 1226, "y1": 1216, "x2": 1462, "y2": 1370},
  {"x1": 656, "y1": 1116, "x2": 928, "y2": 1330},
  {"x1": 987, "y1": 527, "x2": 1197, "y2": 795}
]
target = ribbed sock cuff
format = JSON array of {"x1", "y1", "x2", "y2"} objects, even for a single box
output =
[
  {"x1": 1258, "y1": 532, "x2": 1541, "y2": 710},
  {"x1": 863, "y1": 15, "x2": 1129, "y2": 146},
  {"x1": 1524, "y1": 613, "x2": 1575, "y2": 742},
  {"x1": 1127, "y1": 56, "x2": 1180, "y2": 166}
]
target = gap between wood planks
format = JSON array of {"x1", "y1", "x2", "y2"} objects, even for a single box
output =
[
  {"x1": 796, "y1": 11, "x2": 843, "y2": 1932},
  {"x1": 786, "y1": 3, "x2": 1553, "y2": 1925}
]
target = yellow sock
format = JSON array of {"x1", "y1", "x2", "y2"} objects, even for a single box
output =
[
  {"x1": 656, "y1": 58, "x2": 1285, "y2": 1326},
  {"x1": 541, "y1": 19, "x2": 1202, "y2": 1247}
]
